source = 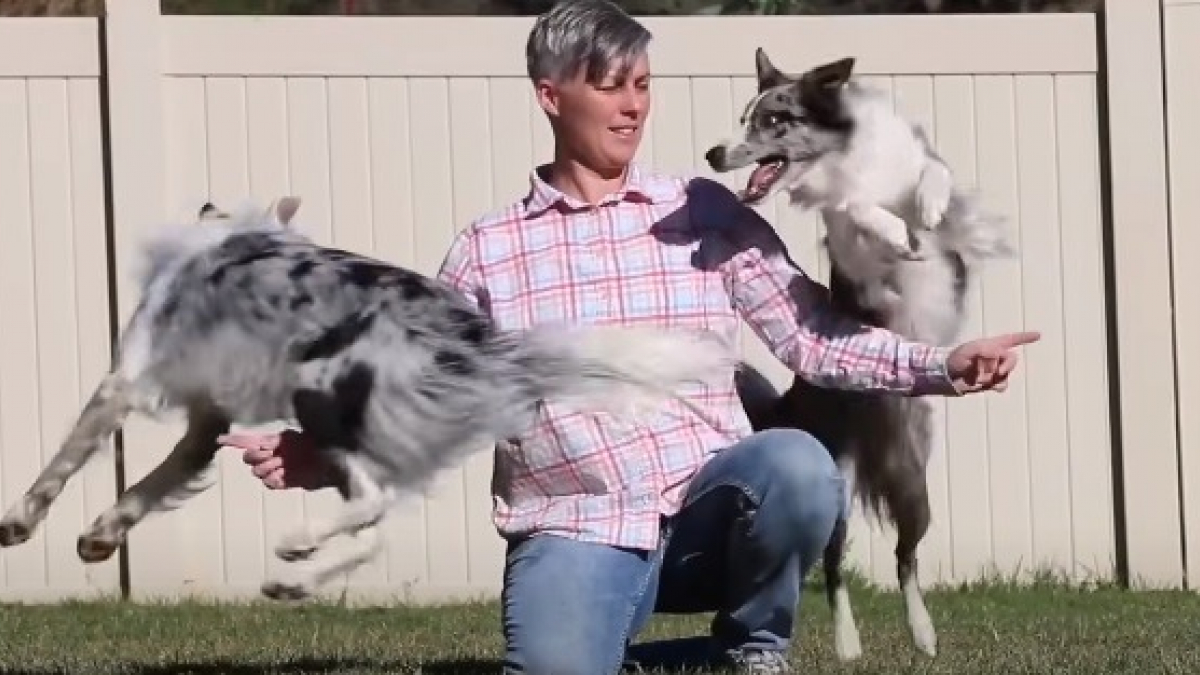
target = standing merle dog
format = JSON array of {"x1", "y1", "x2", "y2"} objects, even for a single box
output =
[
  {"x1": 706, "y1": 51, "x2": 1012, "y2": 660},
  {"x1": 0, "y1": 197, "x2": 738, "y2": 600}
]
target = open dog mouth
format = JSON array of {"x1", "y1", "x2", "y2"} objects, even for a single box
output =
[{"x1": 739, "y1": 155, "x2": 789, "y2": 204}]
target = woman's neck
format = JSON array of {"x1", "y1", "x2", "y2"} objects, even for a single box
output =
[{"x1": 545, "y1": 155, "x2": 629, "y2": 206}]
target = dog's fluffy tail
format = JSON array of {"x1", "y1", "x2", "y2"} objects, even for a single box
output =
[
  {"x1": 513, "y1": 323, "x2": 740, "y2": 420},
  {"x1": 939, "y1": 189, "x2": 1014, "y2": 266}
]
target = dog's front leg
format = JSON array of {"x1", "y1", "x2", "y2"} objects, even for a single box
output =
[
  {"x1": 0, "y1": 374, "x2": 132, "y2": 548},
  {"x1": 75, "y1": 408, "x2": 228, "y2": 563},
  {"x1": 915, "y1": 160, "x2": 953, "y2": 230},
  {"x1": 261, "y1": 455, "x2": 391, "y2": 601},
  {"x1": 842, "y1": 203, "x2": 921, "y2": 260}
]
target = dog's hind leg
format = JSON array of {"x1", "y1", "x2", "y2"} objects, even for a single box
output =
[
  {"x1": 262, "y1": 454, "x2": 392, "y2": 601},
  {"x1": 0, "y1": 374, "x2": 133, "y2": 548},
  {"x1": 825, "y1": 455, "x2": 862, "y2": 661},
  {"x1": 75, "y1": 407, "x2": 228, "y2": 563},
  {"x1": 893, "y1": 480, "x2": 936, "y2": 657},
  {"x1": 825, "y1": 515, "x2": 863, "y2": 661}
]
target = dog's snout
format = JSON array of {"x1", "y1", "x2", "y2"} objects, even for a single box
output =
[{"x1": 704, "y1": 145, "x2": 726, "y2": 171}]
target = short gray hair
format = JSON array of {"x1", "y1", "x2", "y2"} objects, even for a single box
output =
[{"x1": 525, "y1": 0, "x2": 653, "y2": 85}]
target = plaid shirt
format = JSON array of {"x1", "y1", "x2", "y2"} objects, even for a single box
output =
[{"x1": 436, "y1": 163, "x2": 956, "y2": 551}]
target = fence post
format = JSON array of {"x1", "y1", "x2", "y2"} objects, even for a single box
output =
[
  {"x1": 103, "y1": 0, "x2": 165, "y2": 323},
  {"x1": 101, "y1": 0, "x2": 166, "y2": 597},
  {"x1": 1099, "y1": 0, "x2": 1183, "y2": 589},
  {"x1": 1162, "y1": 0, "x2": 1200, "y2": 592}
]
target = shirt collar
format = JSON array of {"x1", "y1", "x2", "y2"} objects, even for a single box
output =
[{"x1": 521, "y1": 162, "x2": 680, "y2": 219}]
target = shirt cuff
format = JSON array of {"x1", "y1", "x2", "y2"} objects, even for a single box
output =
[{"x1": 907, "y1": 344, "x2": 961, "y2": 397}]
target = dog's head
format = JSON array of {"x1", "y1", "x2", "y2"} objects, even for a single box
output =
[
  {"x1": 195, "y1": 196, "x2": 303, "y2": 231},
  {"x1": 704, "y1": 50, "x2": 857, "y2": 205}
]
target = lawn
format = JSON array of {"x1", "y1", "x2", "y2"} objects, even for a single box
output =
[{"x1": 1, "y1": 578, "x2": 1198, "y2": 674}]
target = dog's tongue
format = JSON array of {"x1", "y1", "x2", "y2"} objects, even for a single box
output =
[{"x1": 739, "y1": 162, "x2": 781, "y2": 202}]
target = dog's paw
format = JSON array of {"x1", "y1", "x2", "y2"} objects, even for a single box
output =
[
  {"x1": 0, "y1": 496, "x2": 47, "y2": 547},
  {"x1": 895, "y1": 244, "x2": 926, "y2": 262},
  {"x1": 860, "y1": 208, "x2": 913, "y2": 248},
  {"x1": 274, "y1": 529, "x2": 320, "y2": 562},
  {"x1": 76, "y1": 531, "x2": 122, "y2": 562},
  {"x1": 916, "y1": 163, "x2": 953, "y2": 229},
  {"x1": 0, "y1": 519, "x2": 32, "y2": 547},
  {"x1": 261, "y1": 579, "x2": 312, "y2": 602},
  {"x1": 834, "y1": 618, "x2": 863, "y2": 661},
  {"x1": 907, "y1": 606, "x2": 938, "y2": 657}
]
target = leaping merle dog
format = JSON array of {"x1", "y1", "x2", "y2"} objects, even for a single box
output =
[{"x1": 0, "y1": 197, "x2": 738, "y2": 601}]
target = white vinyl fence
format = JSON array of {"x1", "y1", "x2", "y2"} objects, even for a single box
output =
[{"x1": 0, "y1": 0, "x2": 1191, "y2": 602}]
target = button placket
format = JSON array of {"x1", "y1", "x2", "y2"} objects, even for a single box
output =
[
  {"x1": 577, "y1": 209, "x2": 609, "y2": 318},
  {"x1": 593, "y1": 208, "x2": 616, "y2": 312}
]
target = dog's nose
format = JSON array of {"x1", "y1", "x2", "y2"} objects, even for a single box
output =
[{"x1": 704, "y1": 145, "x2": 725, "y2": 170}]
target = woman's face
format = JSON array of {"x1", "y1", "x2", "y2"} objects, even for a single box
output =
[{"x1": 535, "y1": 52, "x2": 652, "y2": 175}]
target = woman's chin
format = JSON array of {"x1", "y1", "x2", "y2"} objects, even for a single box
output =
[{"x1": 600, "y1": 150, "x2": 640, "y2": 172}]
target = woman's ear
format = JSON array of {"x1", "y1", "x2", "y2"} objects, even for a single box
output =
[{"x1": 534, "y1": 78, "x2": 561, "y2": 118}]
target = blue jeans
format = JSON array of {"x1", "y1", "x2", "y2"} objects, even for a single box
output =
[{"x1": 499, "y1": 428, "x2": 846, "y2": 675}]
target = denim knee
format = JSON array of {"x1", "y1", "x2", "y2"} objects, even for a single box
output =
[
  {"x1": 745, "y1": 428, "x2": 844, "y2": 531},
  {"x1": 501, "y1": 534, "x2": 655, "y2": 675},
  {"x1": 506, "y1": 643, "x2": 607, "y2": 675}
]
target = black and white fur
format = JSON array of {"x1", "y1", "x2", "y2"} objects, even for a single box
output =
[
  {"x1": 0, "y1": 197, "x2": 739, "y2": 601},
  {"x1": 706, "y1": 51, "x2": 1011, "y2": 660}
]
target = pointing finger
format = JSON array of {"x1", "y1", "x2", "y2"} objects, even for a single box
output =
[{"x1": 993, "y1": 330, "x2": 1041, "y2": 350}]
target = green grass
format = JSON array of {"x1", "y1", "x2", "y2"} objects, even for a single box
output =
[{"x1": 1, "y1": 577, "x2": 1199, "y2": 674}]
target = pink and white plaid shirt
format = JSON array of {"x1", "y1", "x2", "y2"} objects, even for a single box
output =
[{"x1": 436, "y1": 163, "x2": 955, "y2": 551}]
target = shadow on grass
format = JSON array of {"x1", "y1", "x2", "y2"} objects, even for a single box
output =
[
  {"x1": 3, "y1": 641, "x2": 730, "y2": 674},
  {"x1": 2, "y1": 657, "x2": 507, "y2": 675}
]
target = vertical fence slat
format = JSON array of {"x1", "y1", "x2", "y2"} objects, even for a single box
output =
[
  {"x1": 365, "y1": 76, "x2": 431, "y2": 593},
  {"x1": 1164, "y1": 1, "x2": 1200, "y2": 591},
  {"x1": 0, "y1": 79, "x2": 48, "y2": 593},
  {"x1": 891, "y1": 75, "x2": 954, "y2": 588},
  {"x1": 1100, "y1": 0, "x2": 1183, "y2": 588},
  {"x1": 243, "y1": 75, "x2": 311, "y2": 589},
  {"x1": 1013, "y1": 74, "x2": 1074, "y2": 574},
  {"x1": 408, "y1": 76, "x2": 470, "y2": 591},
  {"x1": 936, "y1": 74, "x2": 995, "y2": 582},
  {"x1": 68, "y1": 76, "x2": 122, "y2": 595},
  {"x1": 974, "y1": 74, "x2": 1035, "y2": 579},
  {"x1": 1053, "y1": 73, "x2": 1116, "y2": 583}
]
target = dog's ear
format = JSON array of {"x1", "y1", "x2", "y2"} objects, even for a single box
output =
[
  {"x1": 755, "y1": 48, "x2": 789, "y2": 92},
  {"x1": 797, "y1": 57, "x2": 855, "y2": 125},
  {"x1": 799, "y1": 57, "x2": 855, "y2": 97},
  {"x1": 197, "y1": 202, "x2": 229, "y2": 222},
  {"x1": 267, "y1": 196, "x2": 302, "y2": 228}
]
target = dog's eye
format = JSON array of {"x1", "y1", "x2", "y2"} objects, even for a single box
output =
[{"x1": 764, "y1": 111, "x2": 799, "y2": 126}]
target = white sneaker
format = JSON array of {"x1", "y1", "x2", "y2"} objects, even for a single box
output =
[{"x1": 722, "y1": 648, "x2": 792, "y2": 674}]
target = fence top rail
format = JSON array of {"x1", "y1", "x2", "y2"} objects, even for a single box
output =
[
  {"x1": 155, "y1": 13, "x2": 1098, "y2": 78},
  {"x1": 0, "y1": 19, "x2": 100, "y2": 77}
]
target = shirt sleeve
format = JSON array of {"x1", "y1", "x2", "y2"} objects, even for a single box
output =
[
  {"x1": 436, "y1": 224, "x2": 489, "y2": 313},
  {"x1": 695, "y1": 181, "x2": 959, "y2": 397}
]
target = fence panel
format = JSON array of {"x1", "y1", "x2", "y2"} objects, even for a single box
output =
[
  {"x1": 0, "y1": 8, "x2": 1125, "y2": 602},
  {"x1": 0, "y1": 18, "x2": 120, "y2": 601}
]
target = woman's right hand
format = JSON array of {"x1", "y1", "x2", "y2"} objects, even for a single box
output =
[{"x1": 218, "y1": 428, "x2": 335, "y2": 491}]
